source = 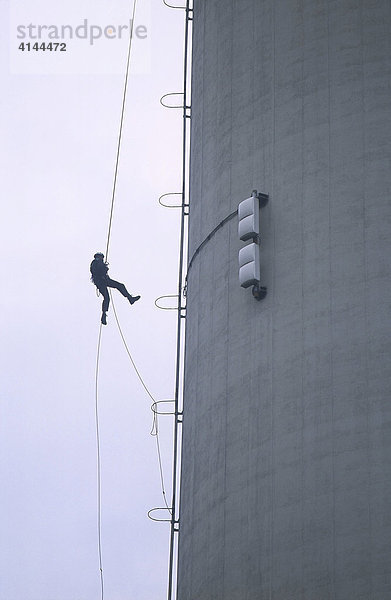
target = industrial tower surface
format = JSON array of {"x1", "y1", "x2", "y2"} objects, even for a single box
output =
[{"x1": 177, "y1": 1, "x2": 391, "y2": 599}]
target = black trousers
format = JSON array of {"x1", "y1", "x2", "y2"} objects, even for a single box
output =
[{"x1": 96, "y1": 277, "x2": 130, "y2": 313}]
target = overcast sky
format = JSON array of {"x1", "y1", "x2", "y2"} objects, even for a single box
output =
[{"x1": 0, "y1": 1, "x2": 185, "y2": 598}]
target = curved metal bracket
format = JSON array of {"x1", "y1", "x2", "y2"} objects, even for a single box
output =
[
  {"x1": 159, "y1": 193, "x2": 190, "y2": 215},
  {"x1": 155, "y1": 294, "x2": 179, "y2": 310},
  {"x1": 148, "y1": 507, "x2": 172, "y2": 522},
  {"x1": 159, "y1": 192, "x2": 182, "y2": 208},
  {"x1": 160, "y1": 92, "x2": 184, "y2": 109},
  {"x1": 163, "y1": 0, "x2": 193, "y2": 13},
  {"x1": 155, "y1": 295, "x2": 187, "y2": 320},
  {"x1": 163, "y1": 0, "x2": 185, "y2": 8},
  {"x1": 160, "y1": 94, "x2": 192, "y2": 118},
  {"x1": 151, "y1": 400, "x2": 176, "y2": 416}
]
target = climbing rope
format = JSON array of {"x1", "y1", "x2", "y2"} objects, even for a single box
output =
[
  {"x1": 94, "y1": 2, "x2": 138, "y2": 598},
  {"x1": 105, "y1": 0, "x2": 138, "y2": 262},
  {"x1": 94, "y1": 325, "x2": 104, "y2": 600},
  {"x1": 110, "y1": 292, "x2": 172, "y2": 513}
]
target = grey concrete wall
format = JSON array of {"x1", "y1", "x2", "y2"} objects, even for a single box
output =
[{"x1": 177, "y1": 1, "x2": 391, "y2": 599}]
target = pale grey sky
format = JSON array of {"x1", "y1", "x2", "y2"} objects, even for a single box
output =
[{"x1": 0, "y1": 1, "x2": 185, "y2": 598}]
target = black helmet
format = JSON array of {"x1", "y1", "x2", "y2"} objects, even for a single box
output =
[{"x1": 94, "y1": 252, "x2": 104, "y2": 259}]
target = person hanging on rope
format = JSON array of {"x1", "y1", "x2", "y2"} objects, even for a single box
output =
[{"x1": 90, "y1": 252, "x2": 140, "y2": 325}]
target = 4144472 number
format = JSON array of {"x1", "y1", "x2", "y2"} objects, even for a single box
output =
[{"x1": 19, "y1": 42, "x2": 67, "y2": 52}]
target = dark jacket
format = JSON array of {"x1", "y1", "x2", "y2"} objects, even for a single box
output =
[{"x1": 90, "y1": 259, "x2": 109, "y2": 284}]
